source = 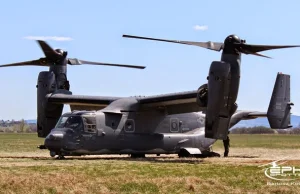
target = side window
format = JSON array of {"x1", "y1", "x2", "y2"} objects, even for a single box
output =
[
  {"x1": 104, "y1": 113, "x2": 122, "y2": 130},
  {"x1": 170, "y1": 118, "x2": 179, "y2": 132},
  {"x1": 83, "y1": 116, "x2": 97, "y2": 133},
  {"x1": 124, "y1": 119, "x2": 135, "y2": 133}
]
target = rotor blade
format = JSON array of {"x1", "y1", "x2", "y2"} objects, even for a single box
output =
[
  {"x1": 237, "y1": 43, "x2": 300, "y2": 53},
  {"x1": 36, "y1": 40, "x2": 60, "y2": 59},
  {"x1": 248, "y1": 52, "x2": 272, "y2": 59},
  {"x1": 240, "y1": 49, "x2": 272, "y2": 58},
  {"x1": 68, "y1": 58, "x2": 146, "y2": 69},
  {"x1": 0, "y1": 59, "x2": 47, "y2": 68},
  {"x1": 123, "y1": 34, "x2": 223, "y2": 51}
]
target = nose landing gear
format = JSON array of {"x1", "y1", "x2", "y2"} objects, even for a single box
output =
[
  {"x1": 56, "y1": 155, "x2": 65, "y2": 160},
  {"x1": 50, "y1": 151, "x2": 56, "y2": 157},
  {"x1": 49, "y1": 151, "x2": 66, "y2": 160}
]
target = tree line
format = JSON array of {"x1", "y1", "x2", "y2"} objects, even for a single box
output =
[
  {"x1": 231, "y1": 126, "x2": 300, "y2": 134},
  {"x1": 0, "y1": 119, "x2": 37, "y2": 133}
]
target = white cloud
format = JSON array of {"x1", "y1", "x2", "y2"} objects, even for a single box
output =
[
  {"x1": 23, "y1": 36, "x2": 73, "y2": 41},
  {"x1": 193, "y1": 25, "x2": 208, "y2": 31}
]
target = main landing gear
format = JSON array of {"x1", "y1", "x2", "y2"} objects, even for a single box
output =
[
  {"x1": 130, "y1": 153, "x2": 146, "y2": 158},
  {"x1": 178, "y1": 149, "x2": 221, "y2": 158}
]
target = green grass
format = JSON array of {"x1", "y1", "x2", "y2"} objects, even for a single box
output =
[
  {"x1": 0, "y1": 133, "x2": 300, "y2": 193},
  {"x1": 213, "y1": 134, "x2": 300, "y2": 149},
  {"x1": 0, "y1": 133, "x2": 43, "y2": 152},
  {"x1": 0, "y1": 158, "x2": 298, "y2": 194}
]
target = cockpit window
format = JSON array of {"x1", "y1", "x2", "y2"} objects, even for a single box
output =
[
  {"x1": 55, "y1": 116, "x2": 69, "y2": 128},
  {"x1": 65, "y1": 116, "x2": 83, "y2": 130},
  {"x1": 55, "y1": 116, "x2": 83, "y2": 131}
]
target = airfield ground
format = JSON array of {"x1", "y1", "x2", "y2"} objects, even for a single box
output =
[{"x1": 0, "y1": 134, "x2": 300, "y2": 194}]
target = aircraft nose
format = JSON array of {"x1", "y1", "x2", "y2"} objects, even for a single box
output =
[
  {"x1": 44, "y1": 132, "x2": 65, "y2": 150},
  {"x1": 48, "y1": 133, "x2": 64, "y2": 140}
]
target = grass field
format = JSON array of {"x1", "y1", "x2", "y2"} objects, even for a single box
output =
[
  {"x1": 0, "y1": 133, "x2": 300, "y2": 194},
  {"x1": 213, "y1": 134, "x2": 300, "y2": 149}
]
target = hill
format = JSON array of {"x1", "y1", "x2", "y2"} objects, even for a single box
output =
[{"x1": 233, "y1": 115, "x2": 300, "y2": 128}]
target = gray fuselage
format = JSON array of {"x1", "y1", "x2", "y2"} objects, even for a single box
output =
[{"x1": 44, "y1": 111, "x2": 218, "y2": 156}]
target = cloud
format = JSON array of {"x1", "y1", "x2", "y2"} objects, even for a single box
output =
[
  {"x1": 23, "y1": 36, "x2": 73, "y2": 41},
  {"x1": 193, "y1": 25, "x2": 208, "y2": 31}
]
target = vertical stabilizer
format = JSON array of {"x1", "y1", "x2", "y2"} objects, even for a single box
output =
[{"x1": 267, "y1": 73, "x2": 293, "y2": 129}]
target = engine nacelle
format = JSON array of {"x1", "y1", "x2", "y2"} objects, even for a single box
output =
[
  {"x1": 37, "y1": 72, "x2": 64, "y2": 137},
  {"x1": 196, "y1": 83, "x2": 208, "y2": 107},
  {"x1": 56, "y1": 73, "x2": 70, "y2": 90},
  {"x1": 205, "y1": 61, "x2": 233, "y2": 140}
]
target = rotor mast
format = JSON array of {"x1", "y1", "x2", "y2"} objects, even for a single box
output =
[{"x1": 219, "y1": 35, "x2": 243, "y2": 115}]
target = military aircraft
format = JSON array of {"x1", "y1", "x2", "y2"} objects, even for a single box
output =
[
  {"x1": 44, "y1": 72, "x2": 292, "y2": 159},
  {"x1": 0, "y1": 37, "x2": 295, "y2": 159}
]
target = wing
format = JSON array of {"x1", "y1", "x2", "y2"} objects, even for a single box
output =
[
  {"x1": 47, "y1": 93, "x2": 121, "y2": 111},
  {"x1": 138, "y1": 90, "x2": 205, "y2": 114}
]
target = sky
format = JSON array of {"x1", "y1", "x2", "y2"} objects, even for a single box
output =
[{"x1": 0, "y1": 1, "x2": 299, "y2": 120}]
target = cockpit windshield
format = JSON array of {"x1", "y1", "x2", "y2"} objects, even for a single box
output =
[{"x1": 55, "y1": 116, "x2": 83, "y2": 131}]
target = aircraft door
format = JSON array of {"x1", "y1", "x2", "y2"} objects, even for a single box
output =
[
  {"x1": 77, "y1": 115, "x2": 98, "y2": 149},
  {"x1": 170, "y1": 118, "x2": 179, "y2": 132}
]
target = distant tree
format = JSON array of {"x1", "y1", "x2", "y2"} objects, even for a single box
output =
[
  {"x1": 276, "y1": 129, "x2": 289, "y2": 134},
  {"x1": 290, "y1": 128, "x2": 300, "y2": 134},
  {"x1": 231, "y1": 126, "x2": 300, "y2": 135},
  {"x1": 29, "y1": 124, "x2": 37, "y2": 132},
  {"x1": 12, "y1": 125, "x2": 18, "y2": 133},
  {"x1": 19, "y1": 119, "x2": 25, "y2": 132},
  {"x1": 231, "y1": 126, "x2": 275, "y2": 134}
]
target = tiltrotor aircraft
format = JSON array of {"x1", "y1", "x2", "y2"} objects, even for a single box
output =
[{"x1": 0, "y1": 36, "x2": 296, "y2": 159}]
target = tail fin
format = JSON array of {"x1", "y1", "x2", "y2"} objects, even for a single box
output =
[{"x1": 267, "y1": 73, "x2": 293, "y2": 129}]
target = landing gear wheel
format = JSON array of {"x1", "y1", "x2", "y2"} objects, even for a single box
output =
[
  {"x1": 178, "y1": 149, "x2": 221, "y2": 158},
  {"x1": 206, "y1": 151, "x2": 221, "y2": 157},
  {"x1": 56, "y1": 155, "x2": 65, "y2": 160},
  {"x1": 178, "y1": 149, "x2": 191, "y2": 158},
  {"x1": 130, "y1": 154, "x2": 145, "y2": 158},
  {"x1": 196, "y1": 151, "x2": 221, "y2": 158},
  {"x1": 50, "y1": 151, "x2": 56, "y2": 158}
]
